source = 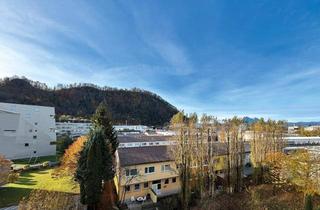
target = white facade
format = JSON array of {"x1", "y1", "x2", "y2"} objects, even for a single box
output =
[
  {"x1": 285, "y1": 136, "x2": 320, "y2": 145},
  {"x1": 55, "y1": 123, "x2": 152, "y2": 138},
  {"x1": 56, "y1": 122, "x2": 92, "y2": 138},
  {"x1": 114, "y1": 125, "x2": 149, "y2": 132},
  {"x1": 0, "y1": 102, "x2": 56, "y2": 159},
  {"x1": 288, "y1": 125, "x2": 299, "y2": 134},
  {"x1": 118, "y1": 140, "x2": 175, "y2": 148},
  {"x1": 305, "y1": 125, "x2": 320, "y2": 131}
]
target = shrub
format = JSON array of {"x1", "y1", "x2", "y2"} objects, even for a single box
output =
[
  {"x1": 0, "y1": 155, "x2": 12, "y2": 186},
  {"x1": 7, "y1": 172, "x2": 20, "y2": 183}
]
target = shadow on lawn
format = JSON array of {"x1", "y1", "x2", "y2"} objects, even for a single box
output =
[
  {"x1": 0, "y1": 187, "x2": 32, "y2": 208},
  {"x1": 15, "y1": 177, "x2": 37, "y2": 186}
]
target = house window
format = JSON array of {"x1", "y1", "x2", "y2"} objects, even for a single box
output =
[
  {"x1": 172, "y1": 177, "x2": 176, "y2": 183},
  {"x1": 134, "y1": 184, "x2": 140, "y2": 191},
  {"x1": 33, "y1": 151, "x2": 37, "y2": 154},
  {"x1": 29, "y1": 129, "x2": 33, "y2": 132},
  {"x1": 25, "y1": 143, "x2": 29, "y2": 147},
  {"x1": 33, "y1": 135, "x2": 37, "y2": 139},
  {"x1": 145, "y1": 166, "x2": 155, "y2": 174},
  {"x1": 125, "y1": 169, "x2": 138, "y2": 177},
  {"x1": 50, "y1": 141, "x2": 57, "y2": 145},
  {"x1": 125, "y1": 185, "x2": 130, "y2": 192},
  {"x1": 34, "y1": 122, "x2": 38, "y2": 125},
  {"x1": 144, "y1": 182, "x2": 148, "y2": 188},
  {"x1": 164, "y1": 179, "x2": 169, "y2": 184},
  {"x1": 161, "y1": 164, "x2": 170, "y2": 172}
]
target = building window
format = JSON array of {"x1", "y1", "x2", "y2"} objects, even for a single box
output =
[
  {"x1": 34, "y1": 122, "x2": 38, "y2": 125},
  {"x1": 145, "y1": 166, "x2": 155, "y2": 174},
  {"x1": 50, "y1": 141, "x2": 57, "y2": 145},
  {"x1": 33, "y1": 135, "x2": 37, "y2": 139},
  {"x1": 4, "y1": 130, "x2": 16, "y2": 132},
  {"x1": 161, "y1": 164, "x2": 170, "y2": 172},
  {"x1": 33, "y1": 151, "x2": 37, "y2": 154},
  {"x1": 125, "y1": 185, "x2": 130, "y2": 192},
  {"x1": 3, "y1": 130, "x2": 16, "y2": 135},
  {"x1": 134, "y1": 184, "x2": 140, "y2": 191},
  {"x1": 125, "y1": 168, "x2": 138, "y2": 177},
  {"x1": 35, "y1": 130, "x2": 37, "y2": 132},
  {"x1": 164, "y1": 179, "x2": 169, "y2": 184},
  {"x1": 144, "y1": 182, "x2": 149, "y2": 188},
  {"x1": 29, "y1": 129, "x2": 33, "y2": 132},
  {"x1": 25, "y1": 143, "x2": 29, "y2": 147},
  {"x1": 172, "y1": 177, "x2": 176, "y2": 183}
]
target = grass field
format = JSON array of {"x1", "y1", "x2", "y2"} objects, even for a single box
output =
[
  {"x1": 12, "y1": 155, "x2": 59, "y2": 165},
  {"x1": 0, "y1": 168, "x2": 79, "y2": 208}
]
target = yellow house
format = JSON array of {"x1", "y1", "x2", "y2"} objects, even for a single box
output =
[
  {"x1": 115, "y1": 145, "x2": 180, "y2": 203},
  {"x1": 114, "y1": 135, "x2": 251, "y2": 204}
]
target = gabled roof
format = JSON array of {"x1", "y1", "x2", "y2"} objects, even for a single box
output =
[
  {"x1": 118, "y1": 135, "x2": 170, "y2": 143},
  {"x1": 118, "y1": 145, "x2": 173, "y2": 167}
]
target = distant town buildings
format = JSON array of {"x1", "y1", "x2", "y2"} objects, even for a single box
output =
[
  {"x1": 55, "y1": 121, "x2": 92, "y2": 138},
  {"x1": 304, "y1": 125, "x2": 320, "y2": 131},
  {"x1": 55, "y1": 122, "x2": 172, "y2": 138},
  {"x1": 0, "y1": 102, "x2": 56, "y2": 159},
  {"x1": 288, "y1": 125, "x2": 299, "y2": 134},
  {"x1": 285, "y1": 136, "x2": 320, "y2": 145}
]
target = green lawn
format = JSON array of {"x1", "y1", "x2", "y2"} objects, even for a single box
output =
[
  {"x1": 12, "y1": 155, "x2": 60, "y2": 165},
  {"x1": 0, "y1": 168, "x2": 79, "y2": 208}
]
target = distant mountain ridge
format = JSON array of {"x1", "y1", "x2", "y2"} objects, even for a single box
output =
[
  {"x1": 243, "y1": 117, "x2": 259, "y2": 124},
  {"x1": 243, "y1": 116, "x2": 320, "y2": 126},
  {"x1": 287, "y1": 122, "x2": 320, "y2": 127},
  {"x1": 0, "y1": 77, "x2": 178, "y2": 126}
]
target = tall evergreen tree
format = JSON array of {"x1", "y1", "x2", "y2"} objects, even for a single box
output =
[
  {"x1": 76, "y1": 127, "x2": 114, "y2": 210},
  {"x1": 92, "y1": 103, "x2": 118, "y2": 155}
]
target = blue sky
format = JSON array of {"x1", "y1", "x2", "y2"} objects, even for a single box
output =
[{"x1": 1, "y1": 1, "x2": 320, "y2": 121}]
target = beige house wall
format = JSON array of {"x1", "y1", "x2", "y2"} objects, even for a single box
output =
[{"x1": 115, "y1": 160, "x2": 180, "y2": 202}]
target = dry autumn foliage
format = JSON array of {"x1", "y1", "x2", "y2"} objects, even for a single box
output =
[
  {"x1": 54, "y1": 136, "x2": 88, "y2": 177},
  {"x1": 18, "y1": 189, "x2": 86, "y2": 210},
  {"x1": 0, "y1": 154, "x2": 12, "y2": 186}
]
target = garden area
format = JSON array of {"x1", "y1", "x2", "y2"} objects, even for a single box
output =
[
  {"x1": 0, "y1": 168, "x2": 79, "y2": 208},
  {"x1": 0, "y1": 156, "x2": 79, "y2": 207}
]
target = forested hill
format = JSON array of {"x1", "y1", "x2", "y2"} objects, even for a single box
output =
[{"x1": 0, "y1": 77, "x2": 178, "y2": 126}]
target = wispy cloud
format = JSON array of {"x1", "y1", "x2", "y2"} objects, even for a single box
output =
[{"x1": 1, "y1": 1, "x2": 320, "y2": 121}]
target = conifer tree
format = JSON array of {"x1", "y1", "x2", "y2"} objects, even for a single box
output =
[
  {"x1": 76, "y1": 127, "x2": 114, "y2": 210},
  {"x1": 92, "y1": 102, "x2": 118, "y2": 154}
]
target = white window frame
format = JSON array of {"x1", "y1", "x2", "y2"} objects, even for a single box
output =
[
  {"x1": 125, "y1": 168, "x2": 138, "y2": 177},
  {"x1": 161, "y1": 164, "x2": 171, "y2": 172},
  {"x1": 145, "y1": 166, "x2": 155, "y2": 174}
]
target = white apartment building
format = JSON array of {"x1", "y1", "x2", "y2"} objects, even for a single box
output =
[
  {"x1": 55, "y1": 123, "x2": 152, "y2": 138},
  {"x1": 0, "y1": 102, "x2": 56, "y2": 159},
  {"x1": 114, "y1": 125, "x2": 150, "y2": 132},
  {"x1": 55, "y1": 122, "x2": 92, "y2": 138}
]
